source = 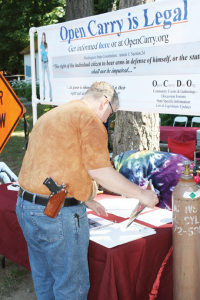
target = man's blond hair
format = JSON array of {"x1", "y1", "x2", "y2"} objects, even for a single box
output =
[{"x1": 82, "y1": 81, "x2": 119, "y2": 108}]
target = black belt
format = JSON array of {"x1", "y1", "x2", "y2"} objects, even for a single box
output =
[{"x1": 19, "y1": 188, "x2": 80, "y2": 207}]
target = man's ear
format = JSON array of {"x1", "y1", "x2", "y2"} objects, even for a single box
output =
[{"x1": 99, "y1": 97, "x2": 108, "y2": 111}]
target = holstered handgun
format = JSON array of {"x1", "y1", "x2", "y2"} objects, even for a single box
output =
[{"x1": 43, "y1": 177, "x2": 68, "y2": 218}]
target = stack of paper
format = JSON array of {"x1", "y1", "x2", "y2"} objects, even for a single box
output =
[{"x1": 89, "y1": 220, "x2": 156, "y2": 248}]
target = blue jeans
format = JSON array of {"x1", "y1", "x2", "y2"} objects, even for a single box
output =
[
  {"x1": 16, "y1": 195, "x2": 90, "y2": 300},
  {"x1": 42, "y1": 61, "x2": 52, "y2": 100}
]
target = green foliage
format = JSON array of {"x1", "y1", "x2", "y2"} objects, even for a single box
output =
[
  {"x1": 0, "y1": 0, "x2": 66, "y2": 74},
  {"x1": 24, "y1": 83, "x2": 39, "y2": 102},
  {"x1": 160, "y1": 114, "x2": 200, "y2": 127},
  {"x1": 11, "y1": 81, "x2": 27, "y2": 98},
  {"x1": 94, "y1": 0, "x2": 119, "y2": 14},
  {"x1": 160, "y1": 114, "x2": 174, "y2": 126},
  {"x1": 11, "y1": 80, "x2": 40, "y2": 101},
  {"x1": 0, "y1": 0, "x2": 120, "y2": 74}
]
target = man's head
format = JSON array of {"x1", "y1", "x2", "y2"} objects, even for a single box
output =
[{"x1": 82, "y1": 81, "x2": 119, "y2": 123}]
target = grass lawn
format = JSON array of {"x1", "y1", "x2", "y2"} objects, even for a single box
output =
[
  {"x1": 0, "y1": 104, "x2": 53, "y2": 177},
  {"x1": 0, "y1": 255, "x2": 29, "y2": 299}
]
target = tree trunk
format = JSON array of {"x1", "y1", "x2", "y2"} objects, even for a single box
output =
[
  {"x1": 113, "y1": 111, "x2": 160, "y2": 154},
  {"x1": 113, "y1": 0, "x2": 159, "y2": 158},
  {"x1": 65, "y1": 0, "x2": 94, "y2": 21},
  {"x1": 119, "y1": 0, "x2": 155, "y2": 9}
]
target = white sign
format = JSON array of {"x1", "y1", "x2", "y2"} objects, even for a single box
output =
[{"x1": 36, "y1": 0, "x2": 200, "y2": 115}]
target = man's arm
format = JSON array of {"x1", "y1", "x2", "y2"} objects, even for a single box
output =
[{"x1": 87, "y1": 167, "x2": 158, "y2": 208}]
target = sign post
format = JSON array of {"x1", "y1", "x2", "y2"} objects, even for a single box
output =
[{"x1": 0, "y1": 72, "x2": 26, "y2": 153}]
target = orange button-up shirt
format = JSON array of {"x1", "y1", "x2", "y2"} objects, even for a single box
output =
[{"x1": 18, "y1": 100, "x2": 112, "y2": 201}]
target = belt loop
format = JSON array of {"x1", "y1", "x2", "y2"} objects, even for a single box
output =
[
  {"x1": 32, "y1": 194, "x2": 36, "y2": 205},
  {"x1": 61, "y1": 198, "x2": 65, "y2": 208},
  {"x1": 22, "y1": 190, "x2": 25, "y2": 202}
]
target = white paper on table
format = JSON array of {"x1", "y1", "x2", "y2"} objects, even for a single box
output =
[
  {"x1": 97, "y1": 198, "x2": 139, "y2": 210},
  {"x1": 137, "y1": 209, "x2": 172, "y2": 227},
  {"x1": 140, "y1": 207, "x2": 153, "y2": 213},
  {"x1": 106, "y1": 209, "x2": 131, "y2": 218},
  {"x1": 86, "y1": 208, "x2": 92, "y2": 212},
  {"x1": 89, "y1": 219, "x2": 156, "y2": 248}
]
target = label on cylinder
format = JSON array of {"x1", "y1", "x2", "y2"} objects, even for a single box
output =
[
  {"x1": 183, "y1": 188, "x2": 200, "y2": 199},
  {"x1": 173, "y1": 200, "x2": 200, "y2": 236}
]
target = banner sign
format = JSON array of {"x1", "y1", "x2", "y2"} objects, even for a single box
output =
[{"x1": 37, "y1": 0, "x2": 200, "y2": 115}]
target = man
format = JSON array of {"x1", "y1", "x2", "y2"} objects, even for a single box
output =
[{"x1": 16, "y1": 81, "x2": 158, "y2": 300}]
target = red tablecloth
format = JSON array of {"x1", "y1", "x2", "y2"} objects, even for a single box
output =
[
  {"x1": 0, "y1": 184, "x2": 173, "y2": 300},
  {"x1": 160, "y1": 126, "x2": 199, "y2": 142},
  {"x1": 0, "y1": 184, "x2": 30, "y2": 269}
]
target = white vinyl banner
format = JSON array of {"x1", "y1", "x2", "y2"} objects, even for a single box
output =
[{"x1": 37, "y1": 0, "x2": 200, "y2": 115}]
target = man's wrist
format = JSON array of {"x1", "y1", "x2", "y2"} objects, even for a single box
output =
[{"x1": 138, "y1": 187, "x2": 145, "y2": 204}]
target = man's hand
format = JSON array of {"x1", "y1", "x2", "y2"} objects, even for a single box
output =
[
  {"x1": 87, "y1": 167, "x2": 159, "y2": 208},
  {"x1": 140, "y1": 189, "x2": 159, "y2": 208},
  {"x1": 85, "y1": 200, "x2": 108, "y2": 217}
]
